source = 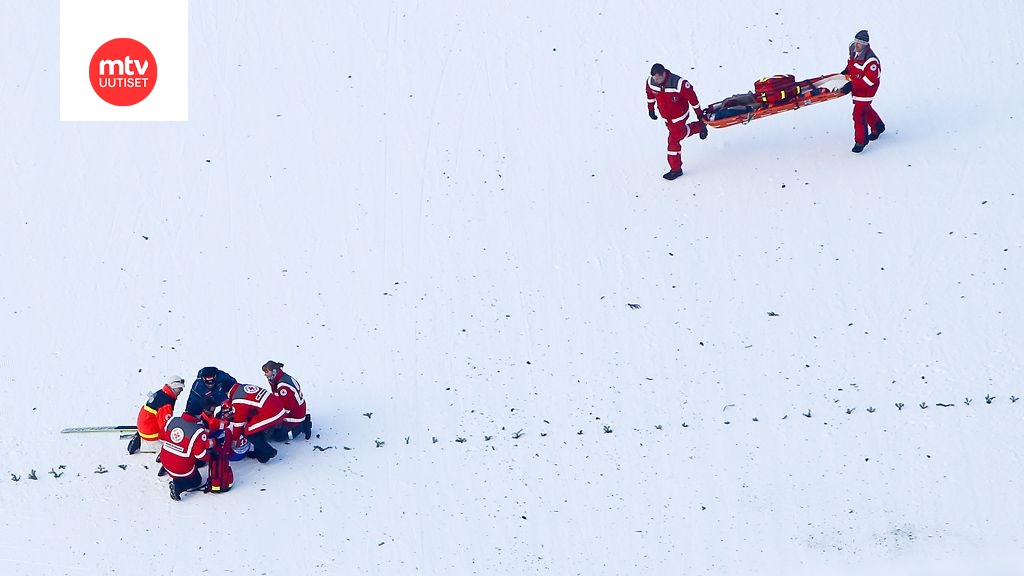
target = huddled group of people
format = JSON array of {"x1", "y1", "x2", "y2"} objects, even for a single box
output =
[{"x1": 126, "y1": 360, "x2": 312, "y2": 500}]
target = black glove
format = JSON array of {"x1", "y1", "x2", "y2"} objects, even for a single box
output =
[
  {"x1": 840, "y1": 82, "x2": 852, "y2": 95},
  {"x1": 648, "y1": 109, "x2": 658, "y2": 120}
]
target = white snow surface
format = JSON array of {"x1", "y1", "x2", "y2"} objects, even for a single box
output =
[{"x1": 2, "y1": 1, "x2": 1024, "y2": 574}]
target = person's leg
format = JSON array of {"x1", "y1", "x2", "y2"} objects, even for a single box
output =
[
  {"x1": 129, "y1": 434, "x2": 163, "y2": 454},
  {"x1": 865, "y1": 104, "x2": 884, "y2": 139},
  {"x1": 249, "y1": 432, "x2": 278, "y2": 463},
  {"x1": 271, "y1": 424, "x2": 290, "y2": 442},
  {"x1": 852, "y1": 101, "x2": 869, "y2": 145},
  {"x1": 169, "y1": 470, "x2": 204, "y2": 500},
  {"x1": 664, "y1": 122, "x2": 684, "y2": 177},
  {"x1": 127, "y1": 433, "x2": 141, "y2": 454},
  {"x1": 685, "y1": 121, "x2": 706, "y2": 140}
]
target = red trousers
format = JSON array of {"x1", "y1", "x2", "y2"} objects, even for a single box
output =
[
  {"x1": 665, "y1": 119, "x2": 705, "y2": 171},
  {"x1": 852, "y1": 100, "x2": 883, "y2": 145}
]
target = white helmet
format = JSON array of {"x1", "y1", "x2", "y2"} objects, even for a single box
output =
[{"x1": 167, "y1": 375, "x2": 185, "y2": 392}]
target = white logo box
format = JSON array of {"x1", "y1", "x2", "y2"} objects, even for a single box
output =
[{"x1": 60, "y1": 0, "x2": 188, "y2": 121}]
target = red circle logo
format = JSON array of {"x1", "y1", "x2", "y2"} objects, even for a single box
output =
[{"x1": 89, "y1": 38, "x2": 157, "y2": 106}]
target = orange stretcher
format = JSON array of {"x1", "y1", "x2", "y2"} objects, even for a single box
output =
[{"x1": 702, "y1": 73, "x2": 848, "y2": 129}]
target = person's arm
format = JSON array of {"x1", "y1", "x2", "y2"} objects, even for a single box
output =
[
  {"x1": 687, "y1": 83, "x2": 703, "y2": 121},
  {"x1": 646, "y1": 81, "x2": 658, "y2": 119}
]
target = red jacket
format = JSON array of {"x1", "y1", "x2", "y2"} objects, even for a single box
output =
[
  {"x1": 136, "y1": 384, "x2": 180, "y2": 441},
  {"x1": 160, "y1": 414, "x2": 213, "y2": 478},
  {"x1": 845, "y1": 44, "x2": 880, "y2": 102},
  {"x1": 268, "y1": 371, "x2": 307, "y2": 426},
  {"x1": 227, "y1": 383, "x2": 287, "y2": 436},
  {"x1": 646, "y1": 71, "x2": 702, "y2": 124}
]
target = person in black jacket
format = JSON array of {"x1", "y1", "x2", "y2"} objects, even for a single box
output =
[{"x1": 184, "y1": 366, "x2": 237, "y2": 416}]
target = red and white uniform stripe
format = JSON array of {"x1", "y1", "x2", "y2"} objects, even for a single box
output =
[
  {"x1": 846, "y1": 45, "x2": 881, "y2": 102},
  {"x1": 227, "y1": 383, "x2": 288, "y2": 436}
]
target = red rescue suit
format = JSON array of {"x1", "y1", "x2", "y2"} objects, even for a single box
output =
[
  {"x1": 647, "y1": 71, "x2": 704, "y2": 171},
  {"x1": 844, "y1": 43, "x2": 883, "y2": 145},
  {"x1": 267, "y1": 370, "x2": 307, "y2": 427},
  {"x1": 227, "y1": 383, "x2": 287, "y2": 437},
  {"x1": 160, "y1": 413, "x2": 213, "y2": 479}
]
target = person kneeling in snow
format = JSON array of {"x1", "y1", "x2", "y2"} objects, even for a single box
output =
[
  {"x1": 184, "y1": 366, "x2": 238, "y2": 417},
  {"x1": 161, "y1": 412, "x2": 215, "y2": 501},
  {"x1": 262, "y1": 360, "x2": 312, "y2": 441},
  {"x1": 127, "y1": 375, "x2": 185, "y2": 455},
  {"x1": 226, "y1": 382, "x2": 287, "y2": 463}
]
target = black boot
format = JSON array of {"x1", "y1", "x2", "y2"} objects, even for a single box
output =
[
  {"x1": 257, "y1": 446, "x2": 278, "y2": 464},
  {"x1": 851, "y1": 143, "x2": 865, "y2": 153},
  {"x1": 126, "y1": 433, "x2": 141, "y2": 455},
  {"x1": 250, "y1": 432, "x2": 278, "y2": 463},
  {"x1": 169, "y1": 480, "x2": 181, "y2": 501},
  {"x1": 699, "y1": 123, "x2": 709, "y2": 140},
  {"x1": 662, "y1": 170, "x2": 683, "y2": 180},
  {"x1": 302, "y1": 414, "x2": 312, "y2": 440}
]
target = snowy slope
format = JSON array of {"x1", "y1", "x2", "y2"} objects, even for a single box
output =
[{"x1": 2, "y1": 1, "x2": 1023, "y2": 574}]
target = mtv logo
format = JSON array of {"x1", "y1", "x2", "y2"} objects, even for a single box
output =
[{"x1": 60, "y1": 0, "x2": 187, "y2": 121}]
